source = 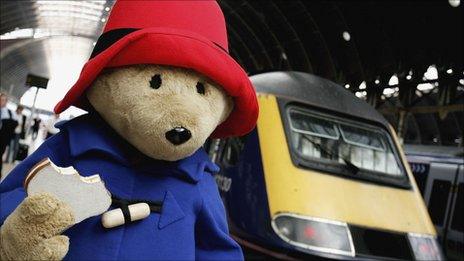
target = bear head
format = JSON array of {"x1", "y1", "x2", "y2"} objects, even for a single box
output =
[{"x1": 86, "y1": 65, "x2": 233, "y2": 161}]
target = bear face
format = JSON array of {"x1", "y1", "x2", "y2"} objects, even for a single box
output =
[{"x1": 86, "y1": 65, "x2": 233, "y2": 161}]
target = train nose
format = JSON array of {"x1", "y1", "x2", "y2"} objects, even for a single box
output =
[{"x1": 165, "y1": 127, "x2": 192, "y2": 145}]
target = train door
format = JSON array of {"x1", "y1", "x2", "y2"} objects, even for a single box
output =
[
  {"x1": 423, "y1": 162, "x2": 463, "y2": 259},
  {"x1": 443, "y1": 164, "x2": 463, "y2": 260},
  {"x1": 423, "y1": 163, "x2": 458, "y2": 237}
]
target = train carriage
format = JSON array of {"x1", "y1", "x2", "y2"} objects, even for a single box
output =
[
  {"x1": 405, "y1": 145, "x2": 463, "y2": 261},
  {"x1": 208, "y1": 71, "x2": 443, "y2": 260}
]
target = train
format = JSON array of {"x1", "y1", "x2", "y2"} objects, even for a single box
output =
[
  {"x1": 405, "y1": 144, "x2": 463, "y2": 261},
  {"x1": 207, "y1": 71, "x2": 443, "y2": 260}
]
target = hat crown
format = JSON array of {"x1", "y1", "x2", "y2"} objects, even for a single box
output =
[{"x1": 104, "y1": 0, "x2": 228, "y2": 52}]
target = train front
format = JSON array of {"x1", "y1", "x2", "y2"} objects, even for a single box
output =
[{"x1": 210, "y1": 72, "x2": 443, "y2": 260}]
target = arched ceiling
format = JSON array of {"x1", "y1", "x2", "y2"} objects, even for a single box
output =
[
  {"x1": 219, "y1": 0, "x2": 462, "y2": 82},
  {"x1": 1, "y1": 0, "x2": 462, "y2": 145},
  {"x1": 0, "y1": 0, "x2": 111, "y2": 102},
  {"x1": 220, "y1": 0, "x2": 463, "y2": 146}
]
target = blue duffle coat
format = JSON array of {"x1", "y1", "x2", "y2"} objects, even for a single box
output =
[{"x1": 0, "y1": 114, "x2": 243, "y2": 260}]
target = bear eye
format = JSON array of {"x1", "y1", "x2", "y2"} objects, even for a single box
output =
[
  {"x1": 196, "y1": 82, "x2": 205, "y2": 95},
  {"x1": 150, "y1": 74, "x2": 162, "y2": 89}
]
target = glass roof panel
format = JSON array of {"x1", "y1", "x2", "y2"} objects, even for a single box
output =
[
  {"x1": 35, "y1": 0, "x2": 108, "y2": 37},
  {"x1": 0, "y1": 0, "x2": 114, "y2": 111}
]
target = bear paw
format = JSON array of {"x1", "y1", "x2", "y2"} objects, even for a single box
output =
[{"x1": 0, "y1": 192, "x2": 74, "y2": 260}]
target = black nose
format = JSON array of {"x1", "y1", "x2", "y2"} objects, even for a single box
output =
[{"x1": 165, "y1": 127, "x2": 192, "y2": 145}]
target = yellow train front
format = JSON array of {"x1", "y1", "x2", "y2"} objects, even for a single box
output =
[{"x1": 208, "y1": 72, "x2": 443, "y2": 260}]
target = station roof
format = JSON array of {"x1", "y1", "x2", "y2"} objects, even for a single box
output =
[
  {"x1": 218, "y1": 0, "x2": 463, "y2": 146},
  {"x1": 0, "y1": 0, "x2": 110, "y2": 101},
  {"x1": 219, "y1": 1, "x2": 462, "y2": 82}
]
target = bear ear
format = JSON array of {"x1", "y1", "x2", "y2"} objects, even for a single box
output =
[{"x1": 150, "y1": 74, "x2": 162, "y2": 89}]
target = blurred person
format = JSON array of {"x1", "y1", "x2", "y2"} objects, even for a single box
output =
[
  {"x1": 0, "y1": 93, "x2": 18, "y2": 176},
  {"x1": 7, "y1": 105, "x2": 26, "y2": 162},
  {"x1": 30, "y1": 117, "x2": 41, "y2": 140},
  {"x1": 44, "y1": 114, "x2": 61, "y2": 139}
]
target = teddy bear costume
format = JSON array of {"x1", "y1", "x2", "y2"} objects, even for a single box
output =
[{"x1": 0, "y1": 1, "x2": 258, "y2": 260}]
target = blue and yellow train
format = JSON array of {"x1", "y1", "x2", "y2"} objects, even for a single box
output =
[{"x1": 207, "y1": 72, "x2": 443, "y2": 260}]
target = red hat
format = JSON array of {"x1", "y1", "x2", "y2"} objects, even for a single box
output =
[{"x1": 54, "y1": 0, "x2": 258, "y2": 138}]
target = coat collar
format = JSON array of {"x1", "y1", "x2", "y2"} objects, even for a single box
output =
[{"x1": 58, "y1": 113, "x2": 219, "y2": 183}]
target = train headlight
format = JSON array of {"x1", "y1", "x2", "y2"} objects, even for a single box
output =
[
  {"x1": 407, "y1": 233, "x2": 444, "y2": 261},
  {"x1": 271, "y1": 213, "x2": 354, "y2": 257}
]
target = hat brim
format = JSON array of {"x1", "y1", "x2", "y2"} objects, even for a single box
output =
[{"x1": 54, "y1": 28, "x2": 258, "y2": 138}]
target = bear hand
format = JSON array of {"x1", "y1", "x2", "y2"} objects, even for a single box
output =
[{"x1": 0, "y1": 192, "x2": 75, "y2": 261}]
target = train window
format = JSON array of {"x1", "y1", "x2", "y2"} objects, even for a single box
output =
[
  {"x1": 450, "y1": 183, "x2": 463, "y2": 232},
  {"x1": 339, "y1": 124, "x2": 385, "y2": 151},
  {"x1": 224, "y1": 141, "x2": 239, "y2": 165},
  {"x1": 287, "y1": 107, "x2": 403, "y2": 178},
  {"x1": 207, "y1": 139, "x2": 223, "y2": 163},
  {"x1": 289, "y1": 111, "x2": 339, "y2": 139},
  {"x1": 428, "y1": 179, "x2": 451, "y2": 226},
  {"x1": 214, "y1": 137, "x2": 247, "y2": 167}
]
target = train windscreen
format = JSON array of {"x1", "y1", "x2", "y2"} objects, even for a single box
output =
[{"x1": 286, "y1": 107, "x2": 406, "y2": 185}]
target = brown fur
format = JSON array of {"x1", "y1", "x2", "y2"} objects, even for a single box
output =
[
  {"x1": 86, "y1": 65, "x2": 233, "y2": 161},
  {"x1": 0, "y1": 193, "x2": 74, "y2": 260}
]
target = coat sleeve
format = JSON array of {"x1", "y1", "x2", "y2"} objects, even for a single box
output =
[
  {"x1": 0, "y1": 133, "x2": 66, "y2": 225},
  {"x1": 195, "y1": 173, "x2": 244, "y2": 261}
]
